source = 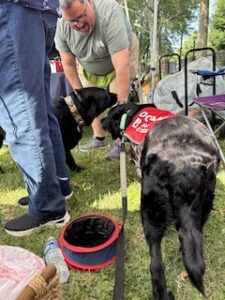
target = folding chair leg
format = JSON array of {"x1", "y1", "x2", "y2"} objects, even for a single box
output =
[
  {"x1": 214, "y1": 122, "x2": 225, "y2": 135},
  {"x1": 212, "y1": 111, "x2": 225, "y2": 135},
  {"x1": 200, "y1": 107, "x2": 225, "y2": 166}
]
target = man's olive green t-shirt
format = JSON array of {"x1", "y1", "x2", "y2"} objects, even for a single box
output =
[{"x1": 54, "y1": 0, "x2": 133, "y2": 75}]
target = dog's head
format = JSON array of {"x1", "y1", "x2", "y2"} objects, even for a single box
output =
[
  {"x1": 53, "y1": 87, "x2": 117, "y2": 154},
  {"x1": 71, "y1": 87, "x2": 117, "y2": 126},
  {"x1": 101, "y1": 103, "x2": 134, "y2": 139},
  {"x1": 101, "y1": 102, "x2": 156, "y2": 140}
]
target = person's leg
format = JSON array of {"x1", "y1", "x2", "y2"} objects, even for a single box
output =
[
  {"x1": 43, "y1": 13, "x2": 72, "y2": 195},
  {"x1": 77, "y1": 63, "x2": 109, "y2": 151},
  {"x1": 90, "y1": 114, "x2": 105, "y2": 137},
  {"x1": 17, "y1": 12, "x2": 73, "y2": 209},
  {"x1": 0, "y1": 4, "x2": 68, "y2": 224}
]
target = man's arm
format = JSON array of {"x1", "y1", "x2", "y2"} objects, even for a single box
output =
[
  {"x1": 111, "y1": 48, "x2": 130, "y2": 103},
  {"x1": 59, "y1": 51, "x2": 82, "y2": 89}
]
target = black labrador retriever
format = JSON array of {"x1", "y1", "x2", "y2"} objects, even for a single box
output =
[
  {"x1": 53, "y1": 87, "x2": 117, "y2": 171},
  {"x1": 102, "y1": 102, "x2": 220, "y2": 299}
]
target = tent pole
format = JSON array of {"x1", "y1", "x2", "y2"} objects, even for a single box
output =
[
  {"x1": 151, "y1": 0, "x2": 159, "y2": 103},
  {"x1": 123, "y1": 0, "x2": 130, "y2": 21}
]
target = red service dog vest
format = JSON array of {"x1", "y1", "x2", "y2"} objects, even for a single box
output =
[{"x1": 124, "y1": 107, "x2": 176, "y2": 144}]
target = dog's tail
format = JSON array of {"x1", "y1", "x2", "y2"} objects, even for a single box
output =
[
  {"x1": 178, "y1": 199, "x2": 205, "y2": 295},
  {"x1": 177, "y1": 164, "x2": 217, "y2": 295}
]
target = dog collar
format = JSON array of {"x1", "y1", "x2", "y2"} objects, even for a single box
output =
[{"x1": 64, "y1": 95, "x2": 85, "y2": 126}]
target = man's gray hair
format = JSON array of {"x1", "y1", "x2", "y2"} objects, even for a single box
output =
[{"x1": 59, "y1": 0, "x2": 85, "y2": 9}]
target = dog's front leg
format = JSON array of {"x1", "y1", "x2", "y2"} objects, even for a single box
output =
[{"x1": 65, "y1": 148, "x2": 81, "y2": 172}]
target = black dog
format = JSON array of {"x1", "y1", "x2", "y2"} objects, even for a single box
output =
[
  {"x1": 102, "y1": 103, "x2": 220, "y2": 299},
  {"x1": 53, "y1": 87, "x2": 117, "y2": 171}
]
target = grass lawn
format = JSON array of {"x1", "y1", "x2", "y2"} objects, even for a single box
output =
[{"x1": 0, "y1": 128, "x2": 225, "y2": 300}]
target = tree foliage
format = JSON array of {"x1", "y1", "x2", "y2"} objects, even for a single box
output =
[
  {"x1": 126, "y1": 0, "x2": 199, "y2": 64},
  {"x1": 122, "y1": 0, "x2": 152, "y2": 65},
  {"x1": 159, "y1": 0, "x2": 198, "y2": 36},
  {"x1": 180, "y1": 31, "x2": 198, "y2": 55},
  {"x1": 209, "y1": 0, "x2": 225, "y2": 50}
]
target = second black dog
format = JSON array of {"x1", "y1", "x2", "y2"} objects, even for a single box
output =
[
  {"x1": 53, "y1": 87, "x2": 117, "y2": 171},
  {"x1": 102, "y1": 102, "x2": 220, "y2": 299}
]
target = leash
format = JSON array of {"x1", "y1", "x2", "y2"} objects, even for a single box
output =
[{"x1": 113, "y1": 113, "x2": 129, "y2": 300}]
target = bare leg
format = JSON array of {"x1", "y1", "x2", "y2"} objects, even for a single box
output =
[{"x1": 91, "y1": 113, "x2": 106, "y2": 137}]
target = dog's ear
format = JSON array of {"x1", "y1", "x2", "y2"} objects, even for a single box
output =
[
  {"x1": 101, "y1": 116, "x2": 111, "y2": 134},
  {"x1": 108, "y1": 93, "x2": 117, "y2": 106},
  {"x1": 102, "y1": 115, "x2": 122, "y2": 140}
]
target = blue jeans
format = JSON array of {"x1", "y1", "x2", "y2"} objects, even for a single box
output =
[{"x1": 0, "y1": 3, "x2": 69, "y2": 219}]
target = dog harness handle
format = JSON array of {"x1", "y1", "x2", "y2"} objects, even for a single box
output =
[
  {"x1": 120, "y1": 111, "x2": 130, "y2": 131},
  {"x1": 113, "y1": 135, "x2": 127, "y2": 300}
]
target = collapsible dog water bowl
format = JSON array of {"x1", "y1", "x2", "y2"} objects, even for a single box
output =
[{"x1": 59, "y1": 214, "x2": 121, "y2": 271}]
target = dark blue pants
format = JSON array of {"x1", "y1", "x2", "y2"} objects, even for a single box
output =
[{"x1": 0, "y1": 3, "x2": 69, "y2": 219}]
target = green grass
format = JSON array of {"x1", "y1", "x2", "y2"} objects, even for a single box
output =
[{"x1": 0, "y1": 129, "x2": 225, "y2": 300}]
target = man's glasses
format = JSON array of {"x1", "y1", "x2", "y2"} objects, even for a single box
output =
[{"x1": 66, "y1": 1, "x2": 88, "y2": 27}]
